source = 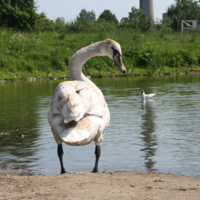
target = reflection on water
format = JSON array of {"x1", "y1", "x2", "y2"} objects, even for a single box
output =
[
  {"x1": 0, "y1": 81, "x2": 55, "y2": 172},
  {"x1": 0, "y1": 74, "x2": 200, "y2": 177},
  {"x1": 140, "y1": 99, "x2": 157, "y2": 171}
]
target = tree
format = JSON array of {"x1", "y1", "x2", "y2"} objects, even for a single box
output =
[
  {"x1": 34, "y1": 12, "x2": 54, "y2": 32},
  {"x1": 128, "y1": 7, "x2": 143, "y2": 21},
  {"x1": 138, "y1": 12, "x2": 152, "y2": 31},
  {"x1": 98, "y1": 10, "x2": 118, "y2": 25},
  {"x1": 77, "y1": 9, "x2": 96, "y2": 22},
  {"x1": 68, "y1": 9, "x2": 96, "y2": 33},
  {"x1": 120, "y1": 7, "x2": 142, "y2": 28},
  {"x1": 53, "y1": 17, "x2": 66, "y2": 32},
  {"x1": 55, "y1": 17, "x2": 65, "y2": 25},
  {"x1": 119, "y1": 7, "x2": 152, "y2": 31},
  {"x1": 0, "y1": 0, "x2": 37, "y2": 30},
  {"x1": 167, "y1": 0, "x2": 200, "y2": 31}
]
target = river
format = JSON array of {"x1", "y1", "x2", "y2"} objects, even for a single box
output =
[{"x1": 0, "y1": 74, "x2": 199, "y2": 177}]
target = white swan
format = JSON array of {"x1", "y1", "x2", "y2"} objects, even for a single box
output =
[
  {"x1": 48, "y1": 39, "x2": 126, "y2": 174},
  {"x1": 141, "y1": 89, "x2": 156, "y2": 99}
]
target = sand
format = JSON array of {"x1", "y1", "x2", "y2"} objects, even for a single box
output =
[{"x1": 0, "y1": 171, "x2": 200, "y2": 200}]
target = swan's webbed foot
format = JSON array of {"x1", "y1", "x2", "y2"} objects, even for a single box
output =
[
  {"x1": 60, "y1": 169, "x2": 68, "y2": 174},
  {"x1": 92, "y1": 167, "x2": 98, "y2": 173},
  {"x1": 91, "y1": 145, "x2": 101, "y2": 173}
]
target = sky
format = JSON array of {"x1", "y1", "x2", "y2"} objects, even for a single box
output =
[{"x1": 36, "y1": 0, "x2": 176, "y2": 22}]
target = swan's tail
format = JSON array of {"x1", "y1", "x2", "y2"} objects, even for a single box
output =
[{"x1": 60, "y1": 116, "x2": 105, "y2": 146}]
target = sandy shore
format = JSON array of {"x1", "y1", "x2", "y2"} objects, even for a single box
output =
[{"x1": 0, "y1": 171, "x2": 200, "y2": 200}]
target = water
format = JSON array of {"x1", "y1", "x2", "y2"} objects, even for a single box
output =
[{"x1": 0, "y1": 75, "x2": 200, "y2": 177}]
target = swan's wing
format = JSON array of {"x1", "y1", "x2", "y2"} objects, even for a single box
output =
[
  {"x1": 76, "y1": 83, "x2": 105, "y2": 117},
  {"x1": 50, "y1": 81, "x2": 105, "y2": 124},
  {"x1": 51, "y1": 81, "x2": 85, "y2": 123}
]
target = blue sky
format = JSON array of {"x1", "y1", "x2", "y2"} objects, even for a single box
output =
[{"x1": 36, "y1": 0, "x2": 175, "y2": 22}]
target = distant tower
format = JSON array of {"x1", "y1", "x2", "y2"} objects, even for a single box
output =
[{"x1": 139, "y1": 0, "x2": 154, "y2": 20}]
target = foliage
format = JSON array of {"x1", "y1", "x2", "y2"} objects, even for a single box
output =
[
  {"x1": 61, "y1": 18, "x2": 118, "y2": 34},
  {"x1": 138, "y1": 12, "x2": 153, "y2": 32},
  {"x1": 0, "y1": 0, "x2": 37, "y2": 31},
  {"x1": 77, "y1": 9, "x2": 96, "y2": 22},
  {"x1": 53, "y1": 17, "x2": 66, "y2": 32},
  {"x1": 119, "y1": 7, "x2": 153, "y2": 31},
  {"x1": 98, "y1": 10, "x2": 118, "y2": 25},
  {"x1": 157, "y1": 17, "x2": 173, "y2": 30},
  {"x1": 0, "y1": 29, "x2": 200, "y2": 80},
  {"x1": 66, "y1": 19, "x2": 95, "y2": 33},
  {"x1": 128, "y1": 7, "x2": 143, "y2": 21},
  {"x1": 34, "y1": 12, "x2": 54, "y2": 32},
  {"x1": 167, "y1": 0, "x2": 200, "y2": 31}
]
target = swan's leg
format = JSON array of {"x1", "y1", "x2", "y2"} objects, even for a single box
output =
[
  {"x1": 92, "y1": 145, "x2": 101, "y2": 173},
  {"x1": 58, "y1": 144, "x2": 67, "y2": 174}
]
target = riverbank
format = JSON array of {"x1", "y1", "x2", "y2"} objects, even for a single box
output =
[
  {"x1": 1, "y1": 67, "x2": 200, "y2": 82},
  {"x1": 1, "y1": 30, "x2": 200, "y2": 81},
  {"x1": 0, "y1": 171, "x2": 200, "y2": 200}
]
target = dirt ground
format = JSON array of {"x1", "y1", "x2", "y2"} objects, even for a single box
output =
[{"x1": 0, "y1": 171, "x2": 200, "y2": 200}]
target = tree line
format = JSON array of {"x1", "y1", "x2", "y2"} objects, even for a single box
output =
[{"x1": 0, "y1": 0, "x2": 200, "y2": 32}]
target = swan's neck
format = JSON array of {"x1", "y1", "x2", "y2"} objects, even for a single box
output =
[{"x1": 68, "y1": 42, "x2": 103, "y2": 83}]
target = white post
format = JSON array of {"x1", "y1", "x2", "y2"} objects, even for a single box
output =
[{"x1": 181, "y1": 20, "x2": 184, "y2": 33}]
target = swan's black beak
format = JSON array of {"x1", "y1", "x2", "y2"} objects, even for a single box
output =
[{"x1": 113, "y1": 54, "x2": 126, "y2": 74}]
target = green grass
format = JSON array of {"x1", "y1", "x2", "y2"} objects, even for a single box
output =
[{"x1": 0, "y1": 28, "x2": 200, "y2": 80}]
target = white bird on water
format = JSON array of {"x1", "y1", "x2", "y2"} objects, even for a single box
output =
[
  {"x1": 141, "y1": 89, "x2": 156, "y2": 99},
  {"x1": 48, "y1": 39, "x2": 126, "y2": 174}
]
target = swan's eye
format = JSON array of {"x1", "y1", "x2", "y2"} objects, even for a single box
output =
[{"x1": 111, "y1": 47, "x2": 119, "y2": 57}]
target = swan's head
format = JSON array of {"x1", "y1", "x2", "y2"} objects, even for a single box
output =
[{"x1": 101, "y1": 39, "x2": 126, "y2": 74}]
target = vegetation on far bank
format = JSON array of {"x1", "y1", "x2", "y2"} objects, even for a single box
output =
[
  {"x1": 1, "y1": 29, "x2": 200, "y2": 81},
  {"x1": 1, "y1": 0, "x2": 200, "y2": 80}
]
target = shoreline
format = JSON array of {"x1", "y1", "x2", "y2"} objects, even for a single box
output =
[
  {"x1": 0, "y1": 171, "x2": 199, "y2": 200},
  {"x1": 1, "y1": 69, "x2": 200, "y2": 82}
]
